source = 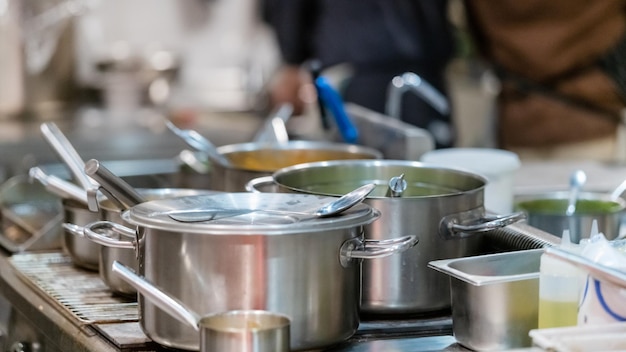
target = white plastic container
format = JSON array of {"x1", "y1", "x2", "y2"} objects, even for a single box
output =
[
  {"x1": 420, "y1": 148, "x2": 521, "y2": 214},
  {"x1": 538, "y1": 230, "x2": 581, "y2": 329}
]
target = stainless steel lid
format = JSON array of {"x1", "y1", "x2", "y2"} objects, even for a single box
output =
[{"x1": 122, "y1": 193, "x2": 379, "y2": 234}]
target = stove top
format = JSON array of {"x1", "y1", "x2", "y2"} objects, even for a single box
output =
[{"x1": 7, "y1": 251, "x2": 465, "y2": 352}]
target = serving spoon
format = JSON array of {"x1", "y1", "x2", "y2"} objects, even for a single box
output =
[
  {"x1": 566, "y1": 169, "x2": 587, "y2": 216},
  {"x1": 168, "y1": 183, "x2": 377, "y2": 222},
  {"x1": 164, "y1": 119, "x2": 232, "y2": 167}
]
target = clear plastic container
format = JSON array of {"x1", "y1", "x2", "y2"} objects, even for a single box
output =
[{"x1": 538, "y1": 230, "x2": 581, "y2": 328}]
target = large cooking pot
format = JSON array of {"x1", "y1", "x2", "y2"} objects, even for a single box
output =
[
  {"x1": 84, "y1": 192, "x2": 417, "y2": 351},
  {"x1": 246, "y1": 159, "x2": 525, "y2": 315},
  {"x1": 193, "y1": 141, "x2": 382, "y2": 191}
]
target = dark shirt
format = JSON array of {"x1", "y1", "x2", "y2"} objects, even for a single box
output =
[
  {"x1": 261, "y1": 0, "x2": 455, "y2": 71},
  {"x1": 261, "y1": 0, "x2": 457, "y2": 148}
]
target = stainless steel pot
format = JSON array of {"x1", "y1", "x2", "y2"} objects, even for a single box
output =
[
  {"x1": 62, "y1": 199, "x2": 100, "y2": 271},
  {"x1": 246, "y1": 159, "x2": 525, "y2": 315},
  {"x1": 515, "y1": 191, "x2": 626, "y2": 243},
  {"x1": 113, "y1": 261, "x2": 292, "y2": 352},
  {"x1": 203, "y1": 141, "x2": 382, "y2": 191},
  {"x1": 86, "y1": 192, "x2": 417, "y2": 351},
  {"x1": 95, "y1": 188, "x2": 219, "y2": 296}
]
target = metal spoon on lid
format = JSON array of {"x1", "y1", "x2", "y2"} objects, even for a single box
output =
[{"x1": 168, "y1": 183, "x2": 377, "y2": 222}]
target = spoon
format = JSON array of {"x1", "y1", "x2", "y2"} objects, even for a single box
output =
[
  {"x1": 566, "y1": 169, "x2": 587, "y2": 216},
  {"x1": 164, "y1": 119, "x2": 232, "y2": 167},
  {"x1": 168, "y1": 183, "x2": 377, "y2": 222}
]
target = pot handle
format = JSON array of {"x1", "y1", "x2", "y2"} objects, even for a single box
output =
[
  {"x1": 82, "y1": 221, "x2": 136, "y2": 249},
  {"x1": 245, "y1": 176, "x2": 276, "y2": 193},
  {"x1": 112, "y1": 261, "x2": 201, "y2": 331},
  {"x1": 340, "y1": 235, "x2": 418, "y2": 267},
  {"x1": 439, "y1": 208, "x2": 526, "y2": 240}
]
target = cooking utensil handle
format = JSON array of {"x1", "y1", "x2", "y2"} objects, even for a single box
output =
[
  {"x1": 29, "y1": 166, "x2": 88, "y2": 204},
  {"x1": 245, "y1": 176, "x2": 275, "y2": 193},
  {"x1": 341, "y1": 236, "x2": 418, "y2": 266},
  {"x1": 439, "y1": 211, "x2": 526, "y2": 240},
  {"x1": 111, "y1": 261, "x2": 201, "y2": 330},
  {"x1": 315, "y1": 76, "x2": 358, "y2": 143},
  {"x1": 63, "y1": 223, "x2": 87, "y2": 238},
  {"x1": 40, "y1": 122, "x2": 98, "y2": 191},
  {"x1": 84, "y1": 159, "x2": 146, "y2": 208},
  {"x1": 82, "y1": 221, "x2": 135, "y2": 249}
]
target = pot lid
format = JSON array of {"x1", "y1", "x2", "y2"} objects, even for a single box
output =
[{"x1": 123, "y1": 193, "x2": 379, "y2": 234}]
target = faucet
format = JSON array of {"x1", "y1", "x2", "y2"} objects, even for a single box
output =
[{"x1": 385, "y1": 72, "x2": 450, "y2": 119}]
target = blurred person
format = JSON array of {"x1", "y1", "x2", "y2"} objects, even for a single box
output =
[
  {"x1": 464, "y1": 0, "x2": 626, "y2": 161},
  {"x1": 260, "y1": 0, "x2": 458, "y2": 148}
]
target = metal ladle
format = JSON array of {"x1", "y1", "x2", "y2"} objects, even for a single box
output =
[
  {"x1": 168, "y1": 183, "x2": 377, "y2": 222},
  {"x1": 164, "y1": 119, "x2": 232, "y2": 167},
  {"x1": 566, "y1": 169, "x2": 587, "y2": 216}
]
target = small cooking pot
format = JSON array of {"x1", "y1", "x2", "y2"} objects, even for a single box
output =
[
  {"x1": 62, "y1": 199, "x2": 101, "y2": 271},
  {"x1": 246, "y1": 159, "x2": 525, "y2": 315},
  {"x1": 85, "y1": 192, "x2": 417, "y2": 351},
  {"x1": 515, "y1": 191, "x2": 626, "y2": 243},
  {"x1": 96, "y1": 188, "x2": 219, "y2": 296},
  {"x1": 190, "y1": 140, "x2": 382, "y2": 191}
]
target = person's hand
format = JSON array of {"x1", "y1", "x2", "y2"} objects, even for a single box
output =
[{"x1": 267, "y1": 65, "x2": 316, "y2": 115}]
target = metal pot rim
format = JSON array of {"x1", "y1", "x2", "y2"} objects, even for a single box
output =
[
  {"x1": 269, "y1": 159, "x2": 487, "y2": 198},
  {"x1": 122, "y1": 193, "x2": 380, "y2": 235},
  {"x1": 216, "y1": 140, "x2": 382, "y2": 156}
]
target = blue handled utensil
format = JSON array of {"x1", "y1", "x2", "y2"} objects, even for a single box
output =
[{"x1": 314, "y1": 76, "x2": 358, "y2": 143}]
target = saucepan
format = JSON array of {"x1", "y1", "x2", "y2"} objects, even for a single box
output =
[
  {"x1": 246, "y1": 159, "x2": 526, "y2": 315},
  {"x1": 83, "y1": 192, "x2": 417, "y2": 351},
  {"x1": 113, "y1": 261, "x2": 291, "y2": 352},
  {"x1": 61, "y1": 159, "x2": 220, "y2": 296},
  {"x1": 515, "y1": 172, "x2": 626, "y2": 243},
  {"x1": 175, "y1": 139, "x2": 382, "y2": 191}
]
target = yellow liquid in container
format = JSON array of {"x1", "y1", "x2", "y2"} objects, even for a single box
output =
[{"x1": 538, "y1": 299, "x2": 578, "y2": 328}]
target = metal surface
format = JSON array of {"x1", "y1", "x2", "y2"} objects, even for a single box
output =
[
  {"x1": 342, "y1": 103, "x2": 434, "y2": 161},
  {"x1": 87, "y1": 193, "x2": 413, "y2": 351},
  {"x1": 29, "y1": 166, "x2": 88, "y2": 204},
  {"x1": 252, "y1": 103, "x2": 293, "y2": 144},
  {"x1": 62, "y1": 199, "x2": 101, "y2": 271},
  {"x1": 385, "y1": 174, "x2": 407, "y2": 197},
  {"x1": 566, "y1": 170, "x2": 587, "y2": 216},
  {"x1": 8, "y1": 252, "x2": 138, "y2": 324},
  {"x1": 124, "y1": 193, "x2": 380, "y2": 234},
  {"x1": 40, "y1": 122, "x2": 97, "y2": 191},
  {"x1": 199, "y1": 310, "x2": 291, "y2": 352},
  {"x1": 169, "y1": 184, "x2": 376, "y2": 222},
  {"x1": 164, "y1": 119, "x2": 232, "y2": 167},
  {"x1": 516, "y1": 191, "x2": 626, "y2": 243},
  {"x1": 251, "y1": 159, "x2": 495, "y2": 315},
  {"x1": 210, "y1": 140, "x2": 382, "y2": 191},
  {"x1": 385, "y1": 72, "x2": 450, "y2": 119},
  {"x1": 429, "y1": 250, "x2": 542, "y2": 351},
  {"x1": 93, "y1": 188, "x2": 218, "y2": 296},
  {"x1": 0, "y1": 229, "x2": 560, "y2": 351},
  {"x1": 84, "y1": 159, "x2": 146, "y2": 210}
]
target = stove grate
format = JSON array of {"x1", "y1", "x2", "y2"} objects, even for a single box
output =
[{"x1": 9, "y1": 251, "x2": 138, "y2": 324}]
